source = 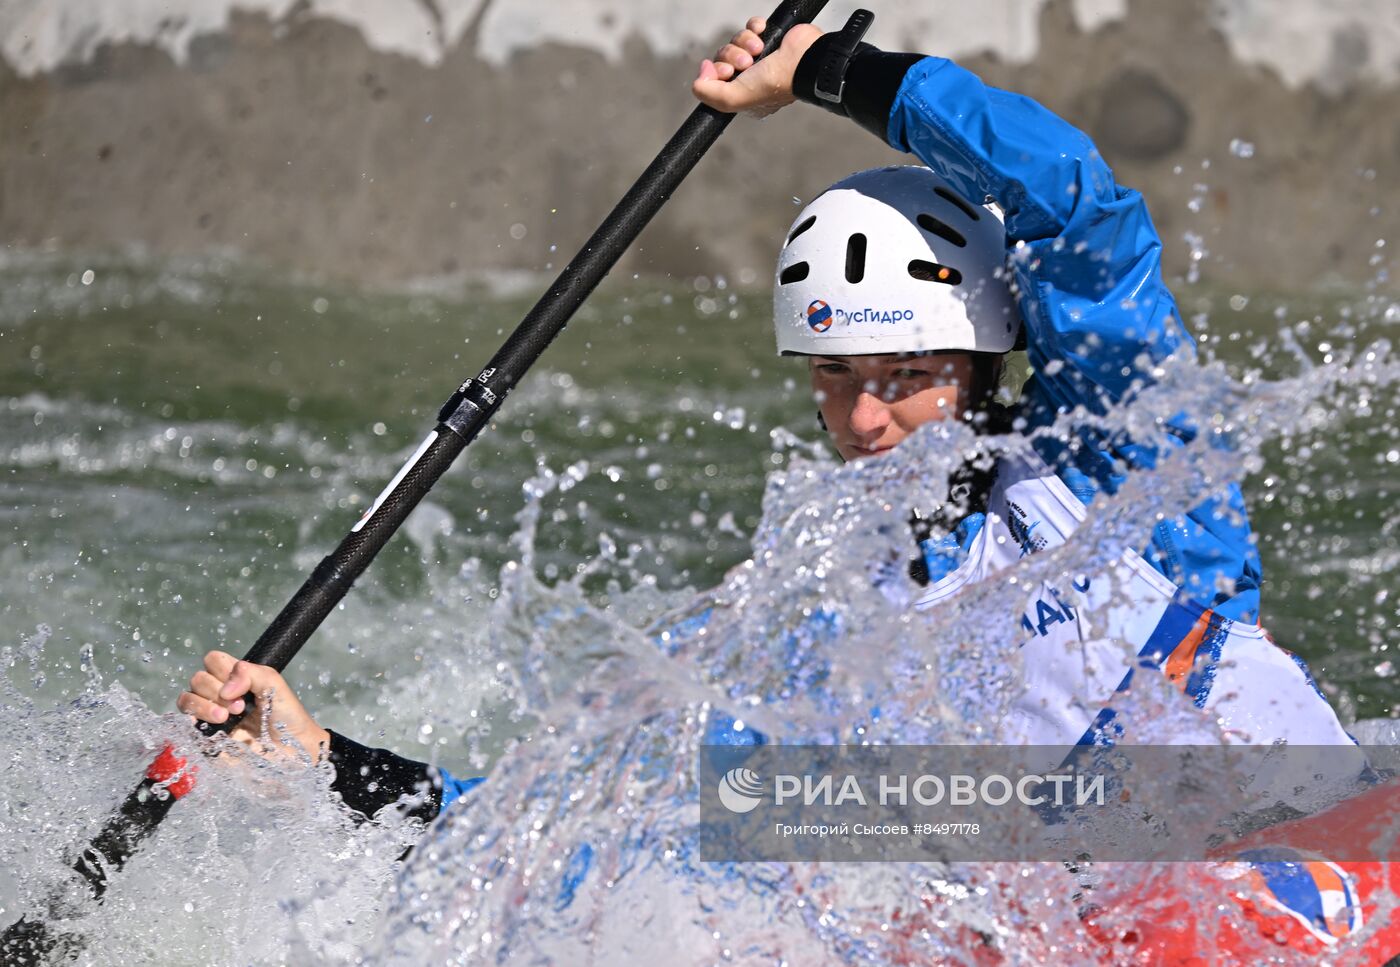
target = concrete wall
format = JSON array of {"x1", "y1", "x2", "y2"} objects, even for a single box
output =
[{"x1": 2, "y1": 0, "x2": 1398, "y2": 291}]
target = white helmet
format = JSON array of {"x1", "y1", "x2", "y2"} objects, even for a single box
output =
[{"x1": 773, "y1": 166, "x2": 1021, "y2": 356}]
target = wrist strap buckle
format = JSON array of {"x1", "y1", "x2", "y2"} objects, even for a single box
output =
[{"x1": 814, "y1": 9, "x2": 875, "y2": 104}]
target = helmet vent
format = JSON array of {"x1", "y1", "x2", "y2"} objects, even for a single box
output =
[
  {"x1": 779, "y1": 261, "x2": 810, "y2": 285},
  {"x1": 935, "y1": 186, "x2": 981, "y2": 221},
  {"x1": 908, "y1": 260, "x2": 963, "y2": 285},
  {"x1": 786, "y1": 215, "x2": 817, "y2": 245},
  {"x1": 916, "y1": 213, "x2": 968, "y2": 248},
  {"x1": 845, "y1": 233, "x2": 867, "y2": 284}
]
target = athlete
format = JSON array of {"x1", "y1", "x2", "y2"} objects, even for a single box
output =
[
  {"x1": 687, "y1": 13, "x2": 1395, "y2": 962},
  {"x1": 175, "y1": 11, "x2": 1397, "y2": 961}
]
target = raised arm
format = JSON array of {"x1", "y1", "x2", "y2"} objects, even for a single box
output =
[{"x1": 879, "y1": 57, "x2": 1188, "y2": 419}]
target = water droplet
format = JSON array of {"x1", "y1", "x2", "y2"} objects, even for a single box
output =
[{"x1": 1228, "y1": 138, "x2": 1255, "y2": 159}]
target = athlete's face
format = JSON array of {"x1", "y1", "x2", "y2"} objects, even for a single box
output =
[{"x1": 809, "y1": 352, "x2": 979, "y2": 462}]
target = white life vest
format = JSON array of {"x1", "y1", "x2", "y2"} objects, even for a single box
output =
[{"x1": 913, "y1": 451, "x2": 1357, "y2": 751}]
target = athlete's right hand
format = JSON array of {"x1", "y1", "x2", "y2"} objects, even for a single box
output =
[
  {"x1": 177, "y1": 650, "x2": 330, "y2": 761},
  {"x1": 692, "y1": 16, "x2": 822, "y2": 117}
]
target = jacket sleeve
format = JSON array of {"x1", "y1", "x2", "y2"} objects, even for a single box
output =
[
  {"x1": 886, "y1": 58, "x2": 1186, "y2": 418},
  {"x1": 795, "y1": 48, "x2": 1262, "y2": 622},
  {"x1": 327, "y1": 730, "x2": 484, "y2": 822}
]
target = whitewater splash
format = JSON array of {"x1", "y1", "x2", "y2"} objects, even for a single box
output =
[
  {"x1": 349, "y1": 339, "x2": 1400, "y2": 965},
  {"x1": 2, "y1": 319, "x2": 1399, "y2": 964}
]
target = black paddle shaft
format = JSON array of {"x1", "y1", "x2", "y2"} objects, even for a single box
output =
[
  {"x1": 249, "y1": 0, "x2": 829, "y2": 672},
  {"x1": 0, "y1": 3, "x2": 829, "y2": 959}
]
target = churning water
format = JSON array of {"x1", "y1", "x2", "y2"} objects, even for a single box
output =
[{"x1": 1, "y1": 253, "x2": 1397, "y2": 964}]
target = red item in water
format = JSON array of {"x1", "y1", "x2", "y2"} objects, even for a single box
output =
[{"x1": 145, "y1": 744, "x2": 196, "y2": 799}]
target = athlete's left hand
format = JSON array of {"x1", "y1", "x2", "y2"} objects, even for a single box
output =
[{"x1": 692, "y1": 16, "x2": 822, "y2": 117}]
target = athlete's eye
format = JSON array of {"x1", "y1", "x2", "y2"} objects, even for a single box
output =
[
  {"x1": 814, "y1": 362, "x2": 851, "y2": 376},
  {"x1": 891, "y1": 368, "x2": 931, "y2": 379}
]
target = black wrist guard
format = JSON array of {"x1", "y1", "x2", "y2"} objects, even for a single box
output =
[
  {"x1": 326, "y1": 730, "x2": 443, "y2": 824},
  {"x1": 793, "y1": 14, "x2": 925, "y2": 142},
  {"x1": 812, "y1": 8, "x2": 875, "y2": 105}
]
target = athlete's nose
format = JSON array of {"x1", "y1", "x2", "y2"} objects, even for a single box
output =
[{"x1": 847, "y1": 390, "x2": 892, "y2": 441}]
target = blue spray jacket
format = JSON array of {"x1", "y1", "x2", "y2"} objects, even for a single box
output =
[{"x1": 880, "y1": 56, "x2": 1260, "y2": 622}]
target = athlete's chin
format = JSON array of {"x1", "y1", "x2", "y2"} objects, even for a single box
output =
[{"x1": 843, "y1": 443, "x2": 898, "y2": 460}]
